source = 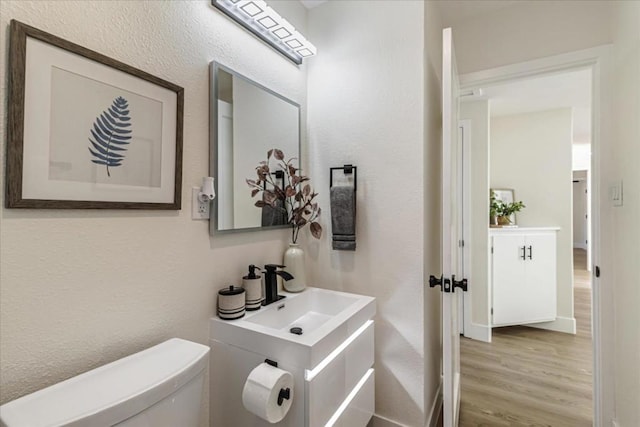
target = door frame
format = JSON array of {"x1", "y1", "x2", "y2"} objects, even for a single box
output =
[{"x1": 459, "y1": 44, "x2": 610, "y2": 426}]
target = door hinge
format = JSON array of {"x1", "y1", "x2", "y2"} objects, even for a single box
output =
[
  {"x1": 595, "y1": 266, "x2": 600, "y2": 278},
  {"x1": 459, "y1": 239, "x2": 465, "y2": 247}
]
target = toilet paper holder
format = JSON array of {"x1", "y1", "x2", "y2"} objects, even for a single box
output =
[
  {"x1": 277, "y1": 388, "x2": 290, "y2": 406},
  {"x1": 265, "y1": 359, "x2": 291, "y2": 407}
]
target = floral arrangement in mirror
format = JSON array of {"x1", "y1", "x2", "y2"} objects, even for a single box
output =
[{"x1": 247, "y1": 149, "x2": 322, "y2": 244}]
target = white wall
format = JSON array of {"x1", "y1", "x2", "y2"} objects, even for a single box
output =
[
  {"x1": 423, "y1": 1, "x2": 444, "y2": 422},
  {"x1": 490, "y1": 109, "x2": 574, "y2": 333},
  {"x1": 306, "y1": 1, "x2": 432, "y2": 425},
  {"x1": 460, "y1": 100, "x2": 490, "y2": 330},
  {"x1": 0, "y1": 1, "x2": 308, "y2": 424},
  {"x1": 443, "y1": 0, "x2": 613, "y2": 74},
  {"x1": 610, "y1": 2, "x2": 640, "y2": 425}
]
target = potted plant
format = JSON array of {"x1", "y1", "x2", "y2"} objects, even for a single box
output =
[
  {"x1": 246, "y1": 149, "x2": 322, "y2": 292},
  {"x1": 490, "y1": 191, "x2": 525, "y2": 226}
]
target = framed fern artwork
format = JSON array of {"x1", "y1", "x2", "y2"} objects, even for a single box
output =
[{"x1": 6, "y1": 20, "x2": 184, "y2": 209}]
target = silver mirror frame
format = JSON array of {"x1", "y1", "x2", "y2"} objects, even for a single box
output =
[{"x1": 209, "y1": 62, "x2": 301, "y2": 235}]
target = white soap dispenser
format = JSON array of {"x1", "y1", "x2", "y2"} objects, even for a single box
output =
[{"x1": 243, "y1": 265, "x2": 263, "y2": 310}]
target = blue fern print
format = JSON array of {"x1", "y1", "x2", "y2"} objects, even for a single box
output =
[{"x1": 88, "y1": 96, "x2": 132, "y2": 177}]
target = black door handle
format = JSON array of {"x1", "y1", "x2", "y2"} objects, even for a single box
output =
[
  {"x1": 527, "y1": 245, "x2": 533, "y2": 260},
  {"x1": 429, "y1": 275, "x2": 452, "y2": 293},
  {"x1": 429, "y1": 275, "x2": 442, "y2": 290},
  {"x1": 452, "y1": 275, "x2": 468, "y2": 292},
  {"x1": 520, "y1": 246, "x2": 526, "y2": 260}
]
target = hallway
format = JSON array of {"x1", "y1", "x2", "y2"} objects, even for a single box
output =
[{"x1": 458, "y1": 250, "x2": 592, "y2": 426}]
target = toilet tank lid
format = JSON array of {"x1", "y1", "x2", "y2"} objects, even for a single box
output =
[{"x1": 0, "y1": 338, "x2": 210, "y2": 427}]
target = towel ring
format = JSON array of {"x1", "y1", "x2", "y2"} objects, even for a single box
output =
[{"x1": 330, "y1": 165, "x2": 357, "y2": 191}]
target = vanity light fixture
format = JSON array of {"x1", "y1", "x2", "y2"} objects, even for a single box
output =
[{"x1": 212, "y1": 0, "x2": 317, "y2": 65}]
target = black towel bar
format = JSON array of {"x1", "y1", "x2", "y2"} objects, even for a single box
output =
[{"x1": 330, "y1": 165, "x2": 357, "y2": 191}]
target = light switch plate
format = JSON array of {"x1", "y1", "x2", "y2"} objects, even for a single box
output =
[{"x1": 610, "y1": 181, "x2": 623, "y2": 207}]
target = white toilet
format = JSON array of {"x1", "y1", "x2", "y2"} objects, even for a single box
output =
[{"x1": 0, "y1": 338, "x2": 209, "y2": 427}]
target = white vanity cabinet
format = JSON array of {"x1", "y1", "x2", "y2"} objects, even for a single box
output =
[{"x1": 490, "y1": 228, "x2": 558, "y2": 326}]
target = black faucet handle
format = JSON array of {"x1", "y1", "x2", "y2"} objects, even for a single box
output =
[{"x1": 264, "y1": 264, "x2": 287, "y2": 271}]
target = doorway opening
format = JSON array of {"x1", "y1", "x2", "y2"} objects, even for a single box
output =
[{"x1": 456, "y1": 61, "x2": 598, "y2": 426}]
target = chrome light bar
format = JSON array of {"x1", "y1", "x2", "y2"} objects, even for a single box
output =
[{"x1": 213, "y1": 0, "x2": 317, "y2": 65}]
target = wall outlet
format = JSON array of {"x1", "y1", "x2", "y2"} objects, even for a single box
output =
[{"x1": 192, "y1": 187, "x2": 210, "y2": 220}]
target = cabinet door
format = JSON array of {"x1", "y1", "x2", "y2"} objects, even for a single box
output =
[
  {"x1": 523, "y1": 234, "x2": 557, "y2": 322},
  {"x1": 492, "y1": 234, "x2": 526, "y2": 325}
]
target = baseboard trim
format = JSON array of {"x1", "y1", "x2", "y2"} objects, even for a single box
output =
[
  {"x1": 370, "y1": 413, "x2": 408, "y2": 427},
  {"x1": 465, "y1": 322, "x2": 492, "y2": 343},
  {"x1": 427, "y1": 380, "x2": 443, "y2": 427},
  {"x1": 528, "y1": 316, "x2": 577, "y2": 334},
  {"x1": 369, "y1": 379, "x2": 442, "y2": 427}
]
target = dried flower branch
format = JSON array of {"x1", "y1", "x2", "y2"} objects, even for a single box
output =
[{"x1": 247, "y1": 149, "x2": 322, "y2": 244}]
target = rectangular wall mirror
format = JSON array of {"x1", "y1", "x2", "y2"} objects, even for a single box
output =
[{"x1": 210, "y1": 62, "x2": 300, "y2": 234}]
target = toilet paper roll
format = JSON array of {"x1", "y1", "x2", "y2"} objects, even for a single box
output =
[{"x1": 242, "y1": 363, "x2": 294, "y2": 423}]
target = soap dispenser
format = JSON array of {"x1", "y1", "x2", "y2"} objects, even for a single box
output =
[{"x1": 243, "y1": 265, "x2": 263, "y2": 311}]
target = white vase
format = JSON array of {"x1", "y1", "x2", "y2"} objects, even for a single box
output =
[{"x1": 283, "y1": 243, "x2": 306, "y2": 292}]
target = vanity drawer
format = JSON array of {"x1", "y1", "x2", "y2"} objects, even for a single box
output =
[
  {"x1": 306, "y1": 320, "x2": 374, "y2": 427},
  {"x1": 327, "y1": 369, "x2": 374, "y2": 427}
]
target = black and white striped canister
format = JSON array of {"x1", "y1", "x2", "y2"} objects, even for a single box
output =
[{"x1": 217, "y1": 286, "x2": 246, "y2": 320}]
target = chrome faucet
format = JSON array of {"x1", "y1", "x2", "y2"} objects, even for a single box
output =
[{"x1": 263, "y1": 264, "x2": 294, "y2": 306}]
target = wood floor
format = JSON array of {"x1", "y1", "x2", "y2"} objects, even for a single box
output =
[{"x1": 458, "y1": 249, "x2": 593, "y2": 426}]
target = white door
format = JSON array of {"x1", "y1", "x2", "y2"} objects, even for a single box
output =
[
  {"x1": 523, "y1": 234, "x2": 557, "y2": 322},
  {"x1": 491, "y1": 233, "x2": 526, "y2": 326},
  {"x1": 441, "y1": 27, "x2": 462, "y2": 427}
]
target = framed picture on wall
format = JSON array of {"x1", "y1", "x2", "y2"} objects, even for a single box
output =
[{"x1": 6, "y1": 20, "x2": 184, "y2": 209}]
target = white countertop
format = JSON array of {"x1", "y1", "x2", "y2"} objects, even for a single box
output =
[{"x1": 489, "y1": 226, "x2": 560, "y2": 232}]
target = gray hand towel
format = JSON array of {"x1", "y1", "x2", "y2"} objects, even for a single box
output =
[
  {"x1": 333, "y1": 240, "x2": 356, "y2": 251},
  {"x1": 331, "y1": 185, "x2": 356, "y2": 251}
]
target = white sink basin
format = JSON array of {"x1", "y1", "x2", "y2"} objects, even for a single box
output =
[{"x1": 210, "y1": 287, "x2": 375, "y2": 369}]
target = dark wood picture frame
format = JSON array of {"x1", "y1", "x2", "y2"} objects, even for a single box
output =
[{"x1": 6, "y1": 20, "x2": 184, "y2": 209}]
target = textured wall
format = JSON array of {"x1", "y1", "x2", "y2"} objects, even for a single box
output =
[
  {"x1": 611, "y1": 2, "x2": 640, "y2": 425},
  {"x1": 423, "y1": 0, "x2": 444, "y2": 423},
  {"x1": 306, "y1": 2, "x2": 430, "y2": 426},
  {"x1": 0, "y1": 1, "x2": 307, "y2": 423},
  {"x1": 444, "y1": 0, "x2": 613, "y2": 74}
]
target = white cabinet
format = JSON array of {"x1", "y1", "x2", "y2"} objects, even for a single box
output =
[{"x1": 491, "y1": 228, "x2": 558, "y2": 326}]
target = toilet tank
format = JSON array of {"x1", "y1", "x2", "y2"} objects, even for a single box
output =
[{"x1": 0, "y1": 338, "x2": 209, "y2": 427}]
